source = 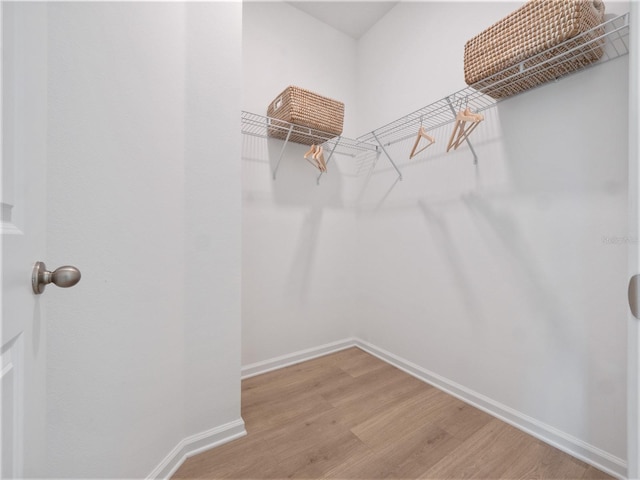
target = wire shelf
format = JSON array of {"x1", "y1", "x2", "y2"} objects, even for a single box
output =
[
  {"x1": 242, "y1": 13, "x2": 629, "y2": 183},
  {"x1": 358, "y1": 12, "x2": 630, "y2": 149},
  {"x1": 241, "y1": 111, "x2": 378, "y2": 157}
]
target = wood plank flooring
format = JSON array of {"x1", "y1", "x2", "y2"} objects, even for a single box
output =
[{"x1": 173, "y1": 348, "x2": 614, "y2": 479}]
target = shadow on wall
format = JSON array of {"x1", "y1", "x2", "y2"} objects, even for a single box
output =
[
  {"x1": 242, "y1": 133, "x2": 346, "y2": 209},
  {"x1": 462, "y1": 190, "x2": 590, "y2": 432},
  {"x1": 496, "y1": 60, "x2": 627, "y2": 196},
  {"x1": 492, "y1": 62, "x2": 629, "y2": 429},
  {"x1": 417, "y1": 199, "x2": 486, "y2": 324},
  {"x1": 461, "y1": 192, "x2": 569, "y2": 335},
  {"x1": 285, "y1": 206, "x2": 323, "y2": 302},
  {"x1": 241, "y1": 132, "x2": 351, "y2": 305}
]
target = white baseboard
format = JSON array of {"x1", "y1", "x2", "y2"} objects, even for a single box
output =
[
  {"x1": 148, "y1": 340, "x2": 356, "y2": 480},
  {"x1": 148, "y1": 418, "x2": 246, "y2": 480},
  {"x1": 240, "y1": 337, "x2": 626, "y2": 478},
  {"x1": 241, "y1": 338, "x2": 358, "y2": 379},
  {"x1": 171, "y1": 338, "x2": 625, "y2": 480},
  {"x1": 353, "y1": 339, "x2": 627, "y2": 480}
]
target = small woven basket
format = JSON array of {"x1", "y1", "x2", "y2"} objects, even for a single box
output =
[
  {"x1": 464, "y1": 0, "x2": 606, "y2": 99},
  {"x1": 267, "y1": 86, "x2": 344, "y2": 145}
]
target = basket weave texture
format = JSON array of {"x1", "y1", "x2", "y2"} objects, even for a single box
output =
[
  {"x1": 464, "y1": 0, "x2": 605, "y2": 99},
  {"x1": 267, "y1": 86, "x2": 344, "y2": 145}
]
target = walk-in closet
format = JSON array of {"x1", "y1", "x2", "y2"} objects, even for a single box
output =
[
  {"x1": 237, "y1": 1, "x2": 632, "y2": 478},
  {"x1": 2, "y1": 1, "x2": 638, "y2": 479}
]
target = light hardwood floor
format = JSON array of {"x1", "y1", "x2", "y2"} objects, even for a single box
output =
[{"x1": 173, "y1": 347, "x2": 613, "y2": 479}]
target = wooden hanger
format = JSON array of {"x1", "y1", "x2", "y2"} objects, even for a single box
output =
[
  {"x1": 304, "y1": 144, "x2": 317, "y2": 160},
  {"x1": 463, "y1": 106, "x2": 483, "y2": 122},
  {"x1": 302, "y1": 144, "x2": 327, "y2": 172},
  {"x1": 446, "y1": 106, "x2": 484, "y2": 152},
  {"x1": 304, "y1": 144, "x2": 322, "y2": 171},
  {"x1": 313, "y1": 145, "x2": 327, "y2": 172},
  {"x1": 409, "y1": 126, "x2": 436, "y2": 159}
]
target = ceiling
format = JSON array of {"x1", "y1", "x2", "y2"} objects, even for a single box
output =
[{"x1": 286, "y1": 1, "x2": 399, "y2": 39}]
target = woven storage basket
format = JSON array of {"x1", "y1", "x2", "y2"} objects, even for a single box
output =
[
  {"x1": 266, "y1": 86, "x2": 344, "y2": 145},
  {"x1": 464, "y1": 0, "x2": 605, "y2": 99}
]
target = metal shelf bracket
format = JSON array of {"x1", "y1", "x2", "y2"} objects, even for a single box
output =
[
  {"x1": 371, "y1": 131, "x2": 402, "y2": 181},
  {"x1": 272, "y1": 124, "x2": 294, "y2": 180}
]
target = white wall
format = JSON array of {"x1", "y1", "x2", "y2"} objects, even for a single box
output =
[
  {"x1": 240, "y1": 0, "x2": 629, "y2": 474},
  {"x1": 242, "y1": 1, "x2": 359, "y2": 137},
  {"x1": 356, "y1": 2, "x2": 520, "y2": 133},
  {"x1": 183, "y1": 1, "x2": 243, "y2": 441},
  {"x1": 44, "y1": 3, "x2": 241, "y2": 477},
  {"x1": 242, "y1": 2, "x2": 360, "y2": 367},
  {"x1": 355, "y1": 0, "x2": 629, "y2": 472}
]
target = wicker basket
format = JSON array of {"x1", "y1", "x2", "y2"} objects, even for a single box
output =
[
  {"x1": 266, "y1": 86, "x2": 344, "y2": 145},
  {"x1": 464, "y1": 0, "x2": 606, "y2": 99}
]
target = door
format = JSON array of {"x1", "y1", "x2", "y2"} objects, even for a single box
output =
[
  {"x1": 1, "y1": 4, "x2": 49, "y2": 477},
  {"x1": 630, "y1": 2, "x2": 640, "y2": 479}
]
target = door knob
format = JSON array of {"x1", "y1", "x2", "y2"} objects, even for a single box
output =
[
  {"x1": 32, "y1": 261, "x2": 81, "y2": 295},
  {"x1": 630, "y1": 274, "x2": 640, "y2": 319}
]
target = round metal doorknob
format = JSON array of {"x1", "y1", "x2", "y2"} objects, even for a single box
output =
[
  {"x1": 630, "y1": 274, "x2": 640, "y2": 319},
  {"x1": 32, "y1": 262, "x2": 81, "y2": 295}
]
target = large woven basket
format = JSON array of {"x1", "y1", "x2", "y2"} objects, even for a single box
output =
[
  {"x1": 267, "y1": 86, "x2": 344, "y2": 145},
  {"x1": 464, "y1": 0, "x2": 606, "y2": 99}
]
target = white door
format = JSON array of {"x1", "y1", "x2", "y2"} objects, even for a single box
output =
[
  {"x1": 630, "y1": 2, "x2": 640, "y2": 479},
  {"x1": 1, "y1": 4, "x2": 62, "y2": 477}
]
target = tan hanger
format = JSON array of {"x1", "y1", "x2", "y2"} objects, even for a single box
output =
[
  {"x1": 304, "y1": 144, "x2": 317, "y2": 159},
  {"x1": 463, "y1": 107, "x2": 483, "y2": 122},
  {"x1": 409, "y1": 126, "x2": 436, "y2": 159},
  {"x1": 447, "y1": 106, "x2": 484, "y2": 152},
  {"x1": 313, "y1": 145, "x2": 327, "y2": 172},
  {"x1": 304, "y1": 144, "x2": 322, "y2": 170}
]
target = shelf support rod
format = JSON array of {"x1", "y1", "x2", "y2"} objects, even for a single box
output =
[
  {"x1": 273, "y1": 124, "x2": 294, "y2": 180},
  {"x1": 446, "y1": 95, "x2": 478, "y2": 165},
  {"x1": 371, "y1": 131, "x2": 402, "y2": 180},
  {"x1": 316, "y1": 136, "x2": 341, "y2": 185}
]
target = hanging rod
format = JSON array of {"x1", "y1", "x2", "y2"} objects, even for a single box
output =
[{"x1": 241, "y1": 111, "x2": 378, "y2": 157}]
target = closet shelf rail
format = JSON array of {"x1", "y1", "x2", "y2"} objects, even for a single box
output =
[
  {"x1": 358, "y1": 12, "x2": 630, "y2": 150},
  {"x1": 241, "y1": 110, "x2": 379, "y2": 182},
  {"x1": 241, "y1": 111, "x2": 378, "y2": 156},
  {"x1": 241, "y1": 111, "x2": 378, "y2": 185}
]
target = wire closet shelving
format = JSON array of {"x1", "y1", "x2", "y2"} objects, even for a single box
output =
[
  {"x1": 241, "y1": 110, "x2": 379, "y2": 182},
  {"x1": 241, "y1": 12, "x2": 630, "y2": 182},
  {"x1": 357, "y1": 12, "x2": 630, "y2": 178}
]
